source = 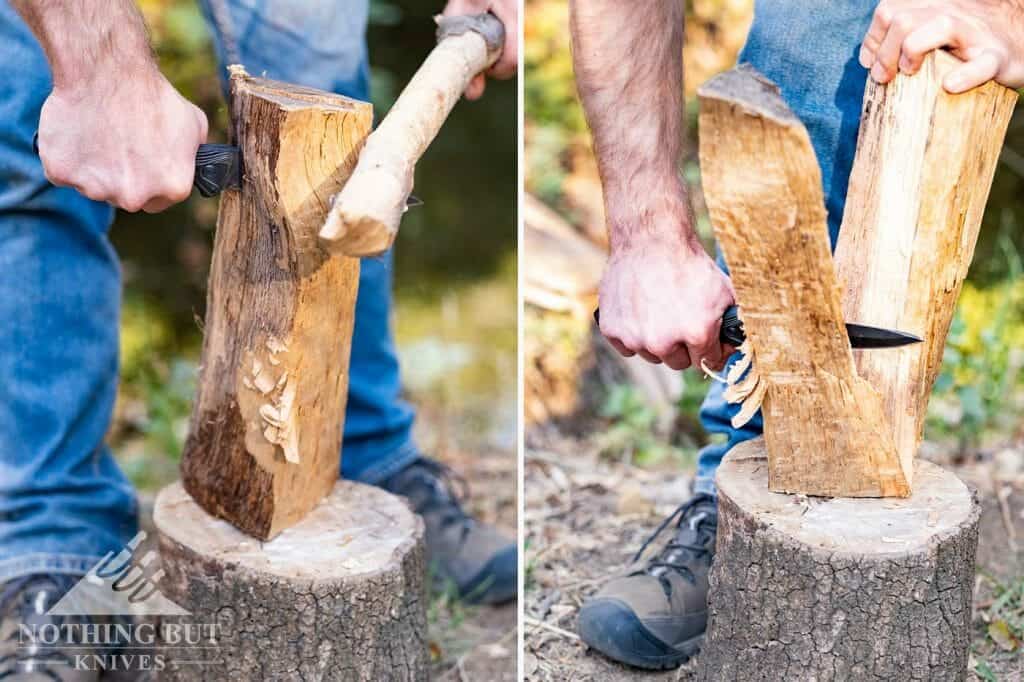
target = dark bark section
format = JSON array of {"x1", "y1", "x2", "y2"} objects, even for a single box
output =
[
  {"x1": 182, "y1": 397, "x2": 275, "y2": 539},
  {"x1": 698, "y1": 485, "x2": 980, "y2": 681},
  {"x1": 156, "y1": 518, "x2": 428, "y2": 681}
]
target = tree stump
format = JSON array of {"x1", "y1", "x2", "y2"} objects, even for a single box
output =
[
  {"x1": 153, "y1": 480, "x2": 428, "y2": 681},
  {"x1": 698, "y1": 438, "x2": 980, "y2": 681}
]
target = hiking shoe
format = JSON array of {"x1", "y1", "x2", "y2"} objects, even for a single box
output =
[
  {"x1": 577, "y1": 493, "x2": 717, "y2": 670},
  {"x1": 381, "y1": 458, "x2": 517, "y2": 605},
  {"x1": 0, "y1": 574, "x2": 100, "y2": 681}
]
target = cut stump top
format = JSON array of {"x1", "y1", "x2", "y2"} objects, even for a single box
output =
[
  {"x1": 717, "y1": 437, "x2": 976, "y2": 557},
  {"x1": 154, "y1": 479, "x2": 423, "y2": 581}
]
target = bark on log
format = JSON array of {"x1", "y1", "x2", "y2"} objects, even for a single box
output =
[
  {"x1": 154, "y1": 480, "x2": 428, "y2": 681},
  {"x1": 697, "y1": 65, "x2": 907, "y2": 497},
  {"x1": 835, "y1": 50, "x2": 1018, "y2": 486},
  {"x1": 181, "y1": 66, "x2": 372, "y2": 540},
  {"x1": 698, "y1": 438, "x2": 980, "y2": 681}
]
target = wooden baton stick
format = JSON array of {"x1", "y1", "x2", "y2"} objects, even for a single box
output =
[{"x1": 318, "y1": 13, "x2": 505, "y2": 257}]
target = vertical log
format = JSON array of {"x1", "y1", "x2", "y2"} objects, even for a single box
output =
[
  {"x1": 835, "y1": 50, "x2": 1018, "y2": 484},
  {"x1": 181, "y1": 66, "x2": 372, "y2": 540},
  {"x1": 697, "y1": 65, "x2": 908, "y2": 497}
]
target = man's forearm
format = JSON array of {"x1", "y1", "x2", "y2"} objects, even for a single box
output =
[
  {"x1": 569, "y1": 0, "x2": 692, "y2": 251},
  {"x1": 12, "y1": 0, "x2": 158, "y2": 90}
]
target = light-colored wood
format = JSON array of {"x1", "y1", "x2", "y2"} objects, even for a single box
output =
[
  {"x1": 697, "y1": 65, "x2": 908, "y2": 497},
  {"x1": 835, "y1": 50, "x2": 1018, "y2": 486},
  {"x1": 155, "y1": 480, "x2": 428, "y2": 680},
  {"x1": 698, "y1": 438, "x2": 979, "y2": 680},
  {"x1": 522, "y1": 193, "x2": 605, "y2": 313},
  {"x1": 181, "y1": 66, "x2": 372, "y2": 540},
  {"x1": 319, "y1": 14, "x2": 504, "y2": 257}
]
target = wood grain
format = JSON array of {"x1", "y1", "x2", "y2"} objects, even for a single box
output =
[
  {"x1": 835, "y1": 50, "x2": 1018, "y2": 486},
  {"x1": 181, "y1": 66, "x2": 372, "y2": 540},
  {"x1": 698, "y1": 65, "x2": 908, "y2": 497}
]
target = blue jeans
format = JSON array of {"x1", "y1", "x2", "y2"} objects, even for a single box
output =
[
  {"x1": 0, "y1": 0, "x2": 417, "y2": 582},
  {"x1": 694, "y1": 0, "x2": 878, "y2": 495}
]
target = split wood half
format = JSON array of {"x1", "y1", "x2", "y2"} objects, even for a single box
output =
[
  {"x1": 698, "y1": 65, "x2": 907, "y2": 497},
  {"x1": 834, "y1": 50, "x2": 1017, "y2": 488},
  {"x1": 319, "y1": 13, "x2": 505, "y2": 257},
  {"x1": 181, "y1": 66, "x2": 372, "y2": 540}
]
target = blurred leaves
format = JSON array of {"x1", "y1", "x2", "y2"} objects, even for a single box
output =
[
  {"x1": 597, "y1": 384, "x2": 692, "y2": 468},
  {"x1": 927, "y1": 223, "x2": 1024, "y2": 453}
]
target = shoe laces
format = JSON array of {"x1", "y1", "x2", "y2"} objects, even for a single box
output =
[
  {"x1": 400, "y1": 459, "x2": 474, "y2": 538},
  {"x1": 0, "y1": 574, "x2": 75, "y2": 622},
  {"x1": 1, "y1": 574, "x2": 78, "y2": 673},
  {"x1": 632, "y1": 493, "x2": 717, "y2": 588}
]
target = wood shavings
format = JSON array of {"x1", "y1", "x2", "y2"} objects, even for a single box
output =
[
  {"x1": 266, "y1": 336, "x2": 288, "y2": 354},
  {"x1": 255, "y1": 373, "x2": 300, "y2": 465},
  {"x1": 731, "y1": 377, "x2": 766, "y2": 429},
  {"x1": 260, "y1": 404, "x2": 283, "y2": 427},
  {"x1": 708, "y1": 341, "x2": 765, "y2": 429},
  {"x1": 242, "y1": 338, "x2": 300, "y2": 465},
  {"x1": 253, "y1": 372, "x2": 276, "y2": 394}
]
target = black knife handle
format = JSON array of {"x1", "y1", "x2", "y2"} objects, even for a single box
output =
[
  {"x1": 719, "y1": 305, "x2": 745, "y2": 347},
  {"x1": 592, "y1": 305, "x2": 747, "y2": 347},
  {"x1": 194, "y1": 143, "x2": 239, "y2": 198}
]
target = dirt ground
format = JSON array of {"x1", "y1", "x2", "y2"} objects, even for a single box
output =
[
  {"x1": 524, "y1": 423, "x2": 1024, "y2": 681},
  {"x1": 428, "y1": 441, "x2": 518, "y2": 681}
]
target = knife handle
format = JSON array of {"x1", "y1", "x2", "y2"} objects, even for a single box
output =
[
  {"x1": 592, "y1": 305, "x2": 747, "y2": 347},
  {"x1": 719, "y1": 305, "x2": 746, "y2": 347},
  {"x1": 194, "y1": 143, "x2": 239, "y2": 198}
]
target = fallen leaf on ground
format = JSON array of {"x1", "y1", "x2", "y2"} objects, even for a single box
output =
[{"x1": 988, "y1": 619, "x2": 1019, "y2": 651}]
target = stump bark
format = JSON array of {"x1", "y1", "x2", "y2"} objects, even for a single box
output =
[
  {"x1": 698, "y1": 438, "x2": 980, "y2": 681},
  {"x1": 154, "y1": 480, "x2": 428, "y2": 681}
]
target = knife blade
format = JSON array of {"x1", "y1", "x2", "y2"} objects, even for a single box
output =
[{"x1": 592, "y1": 306, "x2": 922, "y2": 350}]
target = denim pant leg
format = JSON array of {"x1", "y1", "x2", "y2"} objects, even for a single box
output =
[
  {"x1": 200, "y1": 0, "x2": 419, "y2": 484},
  {"x1": 0, "y1": 3, "x2": 139, "y2": 581},
  {"x1": 695, "y1": 0, "x2": 877, "y2": 495}
]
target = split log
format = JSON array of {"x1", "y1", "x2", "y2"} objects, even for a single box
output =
[
  {"x1": 835, "y1": 50, "x2": 1018, "y2": 486},
  {"x1": 181, "y1": 66, "x2": 372, "y2": 540},
  {"x1": 155, "y1": 480, "x2": 428, "y2": 681},
  {"x1": 698, "y1": 438, "x2": 979, "y2": 681},
  {"x1": 697, "y1": 65, "x2": 907, "y2": 497}
]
